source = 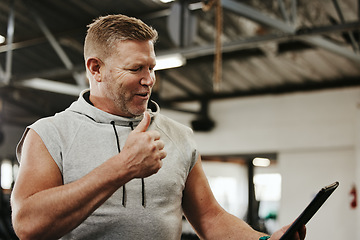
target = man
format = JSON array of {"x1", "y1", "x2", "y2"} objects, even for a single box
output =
[{"x1": 11, "y1": 14, "x2": 305, "y2": 240}]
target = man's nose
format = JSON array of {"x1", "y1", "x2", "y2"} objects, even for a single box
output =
[{"x1": 140, "y1": 70, "x2": 155, "y2": 87}]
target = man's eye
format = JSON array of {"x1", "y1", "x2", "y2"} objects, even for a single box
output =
[{"x1": 130, "y1": 67, "x2": 141, "y2": 72}]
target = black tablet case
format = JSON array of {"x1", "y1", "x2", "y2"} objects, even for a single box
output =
[{"x1": 279, "y1": 181, "x2": 339, "y2": 240}]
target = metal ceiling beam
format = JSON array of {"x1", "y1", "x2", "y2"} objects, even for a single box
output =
[
  {"x1": 4, "y1": 19, "x2": 359, "y2": 60},
  {"x1": 277, "y1": 0, "x2": 291, "y2": 24},
  {"x1": 10, "y1": 21, "x2": 360, "y2": 82},
  {"x1": 277, "y1": 0, "x2": 297, "y2": 25},
  {"x1": 155, "y1": 21, "x2": 360, "y2": 61},
  {"x1": 291, "y1": 0, "x2": 297, "y2": 24},
  {"x1": 160, "y1": 71, "x2": 201, "y2": 98},
  {"x1": 222, "y1": 0, "x2": 295, "y2": 34},
  {"x1": 27, "y1": 3, "x2": 88, "y2": 88},
  {"x1": 221, "y1": 0, "x2": 360, "y2": 63},
  {"x1": 164, "y1": 75, "x2": 360, "y2": 103},
  {"x1": 0, "y1": 37, "x2": 46, "y2": 53},
  {"x1": 332, "y1": 0, "x2": 359, "y2": 52}
]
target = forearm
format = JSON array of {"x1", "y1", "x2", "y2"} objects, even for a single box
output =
[
  {"x1": 11, "y1": 156, "x2": 132, "y2": 240},
  {"x1": 201, "y1": 211, "x2": 305, "y2": 240},
  {"x1": 199, "y1": 211, "x2": 265, "y2": 240}
]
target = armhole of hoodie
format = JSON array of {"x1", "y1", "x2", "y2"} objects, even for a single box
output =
[
  {"x1": 16, "y1": 125, "x2": 63, "y2": 174},
  {"x1": 188, "y1": 130, "x2": 199, "y2": 174},
  {"x1": 16, "y1": 127, "x2": 30, "y2": 163}
]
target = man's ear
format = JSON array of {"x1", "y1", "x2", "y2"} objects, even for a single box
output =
[{"x1": 86, "y1": 57, "x2": 102, "y2": 82}]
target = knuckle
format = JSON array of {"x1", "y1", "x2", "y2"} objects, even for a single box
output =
[
  {"x1": 149, "y1": 143, "x2": 157, "y2": 152},
  {"x1": 143, "y1": 133, "x2": 152, "y2": 141}
]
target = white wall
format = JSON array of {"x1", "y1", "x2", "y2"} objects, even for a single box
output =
[
  {"x1": 202, "y1": 161, "x2": 248, "y2": 219},
  {"x1": 163, "y1": 87, "x2": 360, "y2": 239}
]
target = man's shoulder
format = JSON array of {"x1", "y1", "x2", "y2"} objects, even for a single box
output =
[
  {"x1": 153, "y1": 113, "x2": 196, "y2": 147},
  {"x1": 30, "y1": 108, "x2": 81, "y2": 133},
  {"x1": 154, "y1": 113, "x2": 193, "y2": 133}
]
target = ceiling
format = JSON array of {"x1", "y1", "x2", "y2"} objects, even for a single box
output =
[{"x1": 0, "y1": 0, "x2": 360, "y2": 127}]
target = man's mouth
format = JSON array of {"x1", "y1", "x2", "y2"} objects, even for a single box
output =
[{"x1": 135, "y1": 92, "x2": 150, "y2": 99}]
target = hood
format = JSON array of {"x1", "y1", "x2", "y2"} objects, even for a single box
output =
[{"x1": 68, "y1": 89, "x2": 159, "y2": 126}]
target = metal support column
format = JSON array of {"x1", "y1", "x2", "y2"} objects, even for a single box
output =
[
  {"x1": 4, "y1": 0, "x2": 15, "y2": 85},
  {"x1": 247, "y1": 159, "x2": 260, "y2": 231}
]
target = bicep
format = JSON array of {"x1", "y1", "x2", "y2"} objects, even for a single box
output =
[
  {"x1": 11, "y1": 129, "x2": 63, "y2": 205},
  {"x1": 182, "y1": 155, "x2": 224, "y2": 237}
]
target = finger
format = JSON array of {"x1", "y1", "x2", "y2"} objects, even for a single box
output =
[
  {"x1": 149, "y1": 130, "x2": 161, "y2": 141},
  {"x1": 299, "y1": 225, "x2": 306, "y2": 240},
  {"x1": 159, "y1": 149, "x2": 167, "y2": 160},
  {"x1": 293, "y1": 230, "x2": 302, "y2": 240},
  {"x1": 156, "y1": 140, "x2": 165, "y2": 150},
  {"x1": 133, "y1": 111, "x2": 151, "y2": 133}
]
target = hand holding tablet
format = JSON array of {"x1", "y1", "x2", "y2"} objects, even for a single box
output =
[{"x1": 279, "y1": 181, "x2": 339, "y2": 240}]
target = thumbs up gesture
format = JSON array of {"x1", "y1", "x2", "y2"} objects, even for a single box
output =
[
  {"x1": 134, "y1": 111, "x2": 152, "y2": 133},
  {"x1": 120, "y1": 112, "x2": 167, "y2": 179}
]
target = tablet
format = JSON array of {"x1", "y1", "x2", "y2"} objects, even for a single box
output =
[{"x1": 279, "y1": 181, "x2": 339, "y2": 240}]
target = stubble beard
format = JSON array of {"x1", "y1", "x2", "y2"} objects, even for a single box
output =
[{"x1": 114, "y1": 92, "x2": 148, "y2": 117}]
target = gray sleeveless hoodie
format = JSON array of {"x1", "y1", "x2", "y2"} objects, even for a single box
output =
[{"x1": 16, "y1": 89, "x2": 198, "y2": 239}]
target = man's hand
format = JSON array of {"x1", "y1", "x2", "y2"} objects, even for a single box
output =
[
  {"x1": 120, "y1": 111, "x2": 167, "y2": 178},
  {"x1": 270, "y1": 224, "x2": 306, "y2": 240}
]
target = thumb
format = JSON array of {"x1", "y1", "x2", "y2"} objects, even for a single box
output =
[{"x1": 134, "y1": 111, "x2": 151, "y2": 132}]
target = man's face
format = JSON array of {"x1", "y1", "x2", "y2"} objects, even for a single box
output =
[{"x1": 101, "y1": 40, "x2": 156, "y2": 117}]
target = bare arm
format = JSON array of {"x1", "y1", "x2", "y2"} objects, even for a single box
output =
[
  {"x1": 182, "y1": 157, "x2": 264, "y2": 239},
  {"x1": 182, "y1": 156, "x2": 306, "y2": 240},
  {"x1": 11, "y1": 112, "x2": 166, "y2": 240}
]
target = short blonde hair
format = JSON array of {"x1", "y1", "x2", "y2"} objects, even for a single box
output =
[{"x1": 84, "y1": 14, "x2": 158, "y2": 60}]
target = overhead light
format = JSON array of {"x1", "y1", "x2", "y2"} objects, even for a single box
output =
[
  {"x1": 252, "y1": 157, "x2": 271, "y2": 167},
  {"x1": 155, "y1": 53, "x2": 185, "y2": 71},
  {"x1": 159, "y1": 0, "x2": 175, "y2": 3},
  {"x1": 0, "y1": 35, "x2": 5, "y2": 44},
  {"x1": 1, "y1": 159, "x2": 13, "y2": 189},
  {"x1": 19, "y1": 78, "x2": 85, "y2": 96}
]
